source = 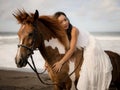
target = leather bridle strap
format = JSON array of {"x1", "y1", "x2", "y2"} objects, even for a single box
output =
[{"x1": 18, "y1": 44, "x2": 34, "y2": 53}]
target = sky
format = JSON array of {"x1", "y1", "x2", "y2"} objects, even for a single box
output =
[{"x1": 0, "y1": 0, "x2": 120, "y2": 33}]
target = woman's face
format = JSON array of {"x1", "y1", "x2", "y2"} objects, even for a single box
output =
[{"x1": 57, "y1": 15, "x2": 69, "y2": 30}]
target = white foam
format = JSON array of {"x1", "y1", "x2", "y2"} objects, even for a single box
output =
[
  {"x1": 96, "y1": 36, "x2": 120, "y2": 40},
  {"x1": 0, "y1": 35, "x2": 18, "y2": 40}
]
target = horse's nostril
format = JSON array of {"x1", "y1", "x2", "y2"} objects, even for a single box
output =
[
  {"x1": 15, "y1": 53, "x2": 28, "y2": 68},
  {"x1": 19, "y1": 59, "x2": 23, "y2": 65},
  {"x1": 15, "y1": 56, "x2": 23, "y2": 67},
  {"x1": 15, "y1": 56, "x2": 27, "y2": 67}
]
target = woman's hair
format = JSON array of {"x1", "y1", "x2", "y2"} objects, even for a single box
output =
[
  {"x1": 53, "y1": 11, "x2": 73, "y2": 41},
  {"x1": 54, "y1": 12, "x2": 67, "y2": 19}
]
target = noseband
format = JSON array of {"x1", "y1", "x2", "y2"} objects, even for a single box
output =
[{"x1": 18, "y1": 44, "x2": 34, "y2": 53}]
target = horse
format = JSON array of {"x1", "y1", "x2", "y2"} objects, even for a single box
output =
[
  {"x1": 14, "y1": 10, "x2": 83, "y2": 90},
  {"x1": 14, "y1": 10, "x2": 120, "y2": 90},
  {"x1": 105, "y1": 51, "x2": 120, "y2": 89}
]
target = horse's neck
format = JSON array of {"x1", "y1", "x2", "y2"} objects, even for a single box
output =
[
  {"x1": 45, "y1": 32, "x2": 69, "y2": 50},
  {"x1": 44, "y1": 37, "x2": 66, "y2": 54},
  {"x1": 37, "y1": 20, "x2": 69, "y2": 50},
  {"x1": 39, "y1": 36, "x2": 69, "y2": 65},
  {"x1": 37, "y1": 20, "x2": 69, "y2": 64}
]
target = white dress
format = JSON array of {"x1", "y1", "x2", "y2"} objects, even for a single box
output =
[{"x1": 76, "y1": 30, "x2": 113, "y2": 90}]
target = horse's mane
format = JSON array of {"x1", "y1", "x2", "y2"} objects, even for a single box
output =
[
  {"x1": 13, "y1": 10, "x2": 69, "y2": 48},
  {"x1": 38, "y1": 16, "x2": 67, "y2": 42},
  {"x1": 13, "y1": 10, "x2": 34, "y2": 24}
]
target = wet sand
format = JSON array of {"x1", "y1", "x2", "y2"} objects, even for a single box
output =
[
  {"x1": 0, "y1": 69, "x2": 118, "y2": 90},
  {"x1": 0, "y1": 70, "x2": 53, "y2": 90}
]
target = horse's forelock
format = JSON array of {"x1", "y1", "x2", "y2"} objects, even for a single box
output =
[{"x1": 13, "y1": 10, "x2": 34, "y2": 24}]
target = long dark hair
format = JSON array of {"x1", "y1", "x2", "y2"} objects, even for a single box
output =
[{"x1": 53, "y1": 12, "x2": 72, "y2": 41}]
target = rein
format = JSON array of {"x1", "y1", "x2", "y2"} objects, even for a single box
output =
[
  {"x1": 18, "y1": 44, "x2": 57, "y2": 85},
  {"x1": 28, "y1": 55, "x2": 57, "y2": 85},
  {"x1": 28, "y1": 51, "x2": 82, "y2": 86},
  {"x1": 18, "y1": 44, "x2": 82, "y2": 86}
]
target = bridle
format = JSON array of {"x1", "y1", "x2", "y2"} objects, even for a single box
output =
[{"x1": 17, "y1": 24, "x2": 57, "y2": 85}]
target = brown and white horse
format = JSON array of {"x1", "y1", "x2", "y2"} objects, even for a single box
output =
[
  {"x1": 14, "y1": 10, "x2": 83, "y2": 90},
  {"x1": 14, "y1": 10, "x2": 120, "y2": 90}
]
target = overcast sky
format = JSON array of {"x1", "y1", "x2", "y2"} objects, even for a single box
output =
[{"x1": 0, "y1": 0, "x2": 120, "y2": 32}]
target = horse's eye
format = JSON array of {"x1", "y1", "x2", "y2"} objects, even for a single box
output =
[{"x1": 28, "y1": 32, "x2": 33, "y2": 37}]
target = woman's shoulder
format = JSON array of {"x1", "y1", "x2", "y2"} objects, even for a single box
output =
[
  {"x1": 72, "y1": 26, "x2": 79, "y2": 34},
  {"x1": 72, "y1": 26, "x2": 78, "y2": 30}
]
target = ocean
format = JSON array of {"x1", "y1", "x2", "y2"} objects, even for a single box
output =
[{"x1": 0, "y1": 32, "x2": 120, "y2": 71}]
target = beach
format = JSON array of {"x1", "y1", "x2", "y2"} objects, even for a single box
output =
[
  {"x1": 0, "y1": 35, "x2": 54, "y2": 90},
  {"x1": 0, "y1": 70, "x2": 53, "y2": 90},
  {"x1": 0, "y1": 33, "x2": 120, "y2": 90}
]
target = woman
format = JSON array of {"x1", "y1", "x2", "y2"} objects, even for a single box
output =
[{"x1": 52, "y1": 11, "x2": 113, "y2": 90}]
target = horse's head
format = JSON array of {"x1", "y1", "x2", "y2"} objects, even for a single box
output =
[{"x1": 13, "y1": 10, "x2": 41, "y2": 67}]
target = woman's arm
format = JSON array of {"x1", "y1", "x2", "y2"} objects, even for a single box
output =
[{"x1": 52, "y1": 27, "x2": 79, "y2": 72}]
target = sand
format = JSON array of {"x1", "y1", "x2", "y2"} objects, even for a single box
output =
[
  {"x1": 0, "y1": 69, "x2": 53, "y2": 90},
  {"x1": 0, "y1": 69, "x2": 118, "y2": 90}
]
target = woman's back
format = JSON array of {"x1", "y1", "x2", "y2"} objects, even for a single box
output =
[{"x1": 76, "y1": 29, "x2": 90, "y2": 49}]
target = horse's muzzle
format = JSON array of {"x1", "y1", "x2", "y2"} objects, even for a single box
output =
[{"x1": 15, "y1": 56, "x2": 28, "y2": 68}]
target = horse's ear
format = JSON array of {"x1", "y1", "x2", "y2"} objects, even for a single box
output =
[{"x1": 34, "y1": 10, "x2": 39, "y2": 21}]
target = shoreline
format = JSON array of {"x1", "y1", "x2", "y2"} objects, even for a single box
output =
[{"x1": 0, "y1": 32, "x2": 120, "y2": 41}]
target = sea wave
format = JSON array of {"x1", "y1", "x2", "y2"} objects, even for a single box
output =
[
  {"x1": 0, "y1": 35, "x2": 120, "y2": 40},
  {"x1": 0, "y1": 35, "x2": 18, "y2": 40},
  {"x1": 96, "y1": 36, "x2": 120, "y2": 40}
]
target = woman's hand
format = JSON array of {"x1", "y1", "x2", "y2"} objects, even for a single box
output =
[
  {"x1": 44, "y1": 62, "x2": 48, "y2": 70},
  {"x1": 52, "y1": 61, "x2": 63, "y2": 73}
]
